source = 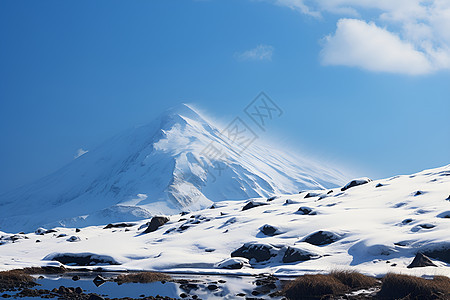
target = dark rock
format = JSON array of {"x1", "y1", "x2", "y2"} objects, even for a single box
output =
[
  {"x1": 180, "y1": 211, "x2": 189, "y2": 216},
  {"x1": 297, "y1": 206, "x2": 313, "y2": 215},
  {"x1": 402, "y1": 218, "x2": 413, "y2": 224},
  {"x1": 407, "y1": 253, "x2": 437, "y2": 268},
  {"x1": 446, "y1": 195, "x2": 450, "y2": 201},
  {"x1": 231, "y1": 243, "x2": 278, "y2": 263},
  {"x1": 414, "y1": 191, "x2": 424, "y2": 196},
  {"x1": 327, "y1": 190, "x2": 333, "y2": 194},
  {"x1": 75, "y1": 228, "x2": 81, "y2": 233},
  {"x1": 103, "y1": 223, "x2": 135, "y2": 229},
  {"x1": 260, "y1": 224, "x2": 279, "y2": 236},
  {"x1": 143, "y1": 216, "x2": 170, "y2": 233},
  {"x1": 267, "y1": 196, "x2": 277, "y2": 202},
  {"x1": 72, "y1": 275, "x2": 80, "y2": 281},
  {"x1": 207, "y1": 284, "x2": 218, "y2": 290},
  {"x1": 304, "y1": 192, "x2": 320, "y2": 198},
  {"x1": 303, "y1": 230, "x2": 340, "y2": 246},
  {"x1": 282, "y1": 246, "x2": 318, "y2": 263},
  {"x1": 242, "y1": 201, "x2": 268, "y2": 211},
  {"x1": 210, "y1": 204, "x2": 216, "y2": 209},
  {"x1": 75, "y1": 287, "x2": 82, "y2": 294},
  {"x1": 376, "y1": 183, "x2": 384, "y2": 188},
  {"x1": 179, "y1": 293, "x2": 188, "y2": 298},
  {"x1": 47, "y1": 253, "x2": 119, "y2": 266},
  {"x1": 93, "y1": 275, "x2": 106, "y2": 287},
  {"x1": 45, "y1": 229, "x2": 57, "y2": 234},
  {"x1": 341, "y1": 178, "x2": 372, "y2": 191},
  {"x1": 419, "y1": 223, "x2": 435, "y2": 229},
  {"x1": 437, "y1": 211, "x2": 450, "y2": 218},
  {"x1": 236, "y1": 293, "x2": 246, "y2": 297},
  {"x1": 88, "y1": 294, "x2": 105, "y2": 300}
]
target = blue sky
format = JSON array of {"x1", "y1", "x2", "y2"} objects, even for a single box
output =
[{"x1": 0, "y1": 0, "x2": 449, "y2": 193}]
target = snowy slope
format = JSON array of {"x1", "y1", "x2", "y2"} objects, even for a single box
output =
[
  {"x1": 0, "y1": 104, "x2": 346, "y2": 232},
  {"x1": 0, "y1": 165, "x2": 449, "y2": 278}
]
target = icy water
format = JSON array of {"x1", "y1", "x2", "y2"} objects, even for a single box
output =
[{"x1": 23, "y1": 272, "x2": 285, "y2": 299}]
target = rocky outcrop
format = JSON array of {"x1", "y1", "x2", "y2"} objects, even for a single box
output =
[
  {"x1": 407, "y1": 253, "x2": 437, "y2": 268},
  {"x1": 143, "y1": 216, "x2": 170, "y2": 233}
]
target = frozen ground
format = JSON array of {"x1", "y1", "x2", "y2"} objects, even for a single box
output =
[{"x1": 0, "y1": 165, "x2": 449, "y2": 278}]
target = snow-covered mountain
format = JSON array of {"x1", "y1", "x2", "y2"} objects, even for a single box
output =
[{"x1": 0, "y1": 104, "x2": 347, "y2": 232}]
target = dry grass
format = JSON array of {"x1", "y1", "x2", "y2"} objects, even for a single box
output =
[
  {"x1": 378, "y1": 273, "x2": 450, "y2": 300},
  {"x1": 114, "y1": 272, "x2": 171, "y2": 284},
  {"x1": 283, "y1": 274, "x2": 349, "y2": 299},
  {"x1": 283, "y1": 270, "x2": 380, "y2": 300},
  {"x1": 330, "y1": 270, "x2": 379, "y2": 289},
  {"x1": 0, "y1": 269, "x2": 36, "y2": 291}
]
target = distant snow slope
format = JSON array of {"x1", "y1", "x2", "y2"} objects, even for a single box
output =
[
  {"x1": 0, "y1": 104, "x2": 347, "y2": 232},
  {"x1": 0, "y1": 165, "x2": 449, "y2": 278}
]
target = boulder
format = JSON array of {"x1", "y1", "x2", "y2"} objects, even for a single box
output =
[
  {"x1": 231, "y1": 242, "x2": 279, "y2": 263},
  {"x1": 216, "y1": 257, "x2": 250, "y2": 269},
  {"x1": 66, "y1": 236, "x2": 81, "y2": 242},
  {"x1": 242, "y1": 201, "x2": 268, "y2": 211},
  {"x1": 303, "y1": 231, "x2": 340, "y2": 246},
  {"x1": 35, "y1": 228, "x2": 47, "y2": 235},
  {"x1": 93, "y1": 275, "x2": 107, "y2": 287},
  {"x1": 143, "y1": 216, "x2": 170, "y2": 233},
  {"x1": 341, "y1": 178, "x2": 372, "y2": 191},
  {"x1": 297, "y1": 206, "x2": 313, "y2": 215},
  {"x1": 103, "y1": 223, "x2": 135, "y2": 229},
  {"x1": 44, "y1": 253, "x2": 119, "y2": 266},
  {"x1": 304, "y1": 192, "x2": 321, "y2": 198},
  {"x1": 407, "y1": 253, "x2": 437, "y2": 268},
  {"x1": 282, "y1": 246, "x2": 319, "y2": 263},
  {"x1": 259, "y1": 224, "x2": 280, "y2": 236}
]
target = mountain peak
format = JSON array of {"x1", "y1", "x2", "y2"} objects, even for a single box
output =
[{"x1": 0, "y1": 104, "x2": 348, "y2": 232}]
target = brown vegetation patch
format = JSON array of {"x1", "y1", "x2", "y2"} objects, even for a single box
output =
[
  {"x1": 378, "y1": 273, "x2": 450, "y2": 300},
  {"x1": 283, "y1": 274, "x2": 349, "y2": 299},
  {"x1": 0, "y1": 269, "x2": 37, "y2": 292},
  {"x1": 115, "y1": 272, "x2": 171, "y2": 284},
  {"x1": 330, "y1": 270, "x2": 379, "y2": 289}
]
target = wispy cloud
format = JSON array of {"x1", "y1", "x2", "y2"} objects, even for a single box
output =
[
  {"x1": 266, "y1": 0, "x2": 450, "y2": 74},
  {"x1": 235, "y1": 44, "x2": 274, "y2": 61},
  {"x1": 74, "y1": 148, "x2": 88, "y2": 159}
]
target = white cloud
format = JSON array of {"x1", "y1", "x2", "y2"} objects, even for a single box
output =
[
  {"x1": 235, "y1": 44, "x2": 274, "y2": 61},
  {"x1": 74, "y1": 148, "x2": 88, "y2": 159},
  {"x1": 321, "y1": 19, "x2": 433, "y2": 75},
  {"x1": 266, "y1": 0, "x2": 450, "y2": 74}
]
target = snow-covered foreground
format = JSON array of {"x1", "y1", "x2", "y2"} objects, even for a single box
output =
[{"x1": 1, "y1": 165, "x2": 449, "y2": 278}]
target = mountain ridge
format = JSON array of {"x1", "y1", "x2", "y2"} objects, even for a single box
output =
[{"x1": 0, "y1": 103, "x2": 348, "y2": 232}]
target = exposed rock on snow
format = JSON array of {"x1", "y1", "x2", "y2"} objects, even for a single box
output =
[
  {"x1": 297, "y1": 206, "x2": 315, "y2": 215},
  {"x1": 66, "y1": 236, "x2": 81, "y2": 242},
  {"x1": 282, "y1": 246, "x2": 321, "y2": 263},
  {"x1": 44, "y1": 253, "x2": 120, "y2": 266},
  {"x1": 215, "y1": 257, "x2": 250, "y2": 269},
  {"x1": 103, "y1": 223, "x2": 136, "y2": 229},
  {"x1": 341, "y1": 177, "x2": 372, "y2": 191},
  {"x1": 242, "y1": 201, "x2": 269, "y2": 211},
  {"x1": 143, "y1": 216, "x2": 170, "y2": 234},
  {"x1": 231, "y1": 242, "x2": 279, "y2": 263},
  {"x1": 407, "y1": 253, "x2": 437, "y2": 268},
  {"x1": 259, "y1": 224, "x2": 281, "y2": 236},
  {"x1": 303, "y1": 231, "x2": 341, "y2": 246}
]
